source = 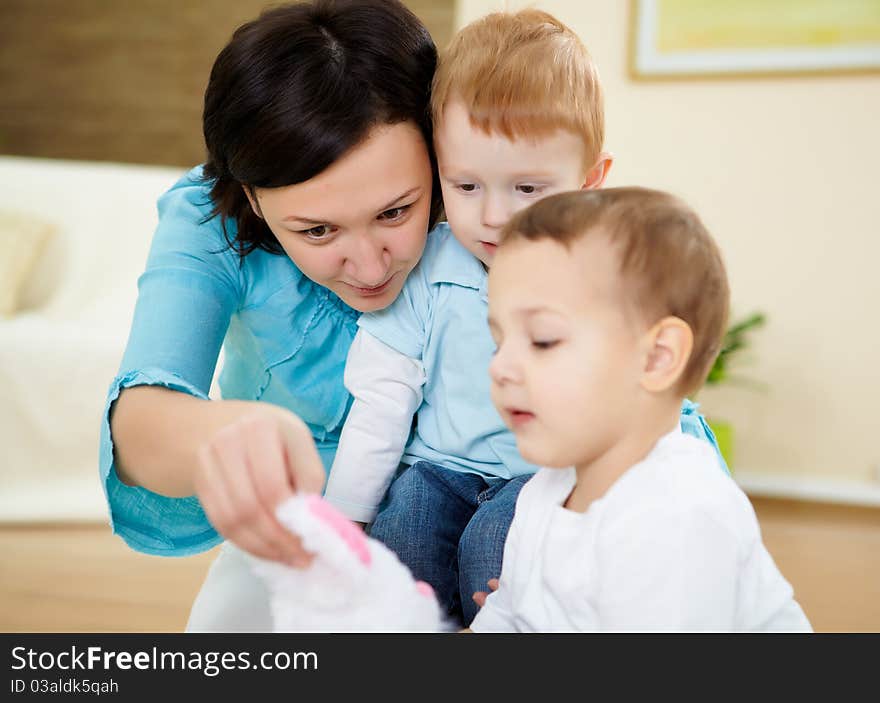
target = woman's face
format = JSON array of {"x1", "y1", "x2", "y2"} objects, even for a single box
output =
[{"x1": 247, "y1": 121, "x2": 434, "y2": 312}]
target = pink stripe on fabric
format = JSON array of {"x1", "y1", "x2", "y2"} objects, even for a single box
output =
[{"x1": 306, "y1": 495, "x2": 371, "y2": 566}]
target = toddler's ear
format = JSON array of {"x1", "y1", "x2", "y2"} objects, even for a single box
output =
[
  {"x1": 582, "y1": 151, "x2": 613, "y2": 190},
  {"x1": 640, "y1": 316, "x2": 692, "y2": 393}
]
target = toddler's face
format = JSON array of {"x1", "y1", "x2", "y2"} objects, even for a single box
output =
[
  {"x1": 435, "y1": 100, "x2": 589, "y2": 268},
  {"x1": 487, "y1": 235, "x2": 643, "y2": 469}
]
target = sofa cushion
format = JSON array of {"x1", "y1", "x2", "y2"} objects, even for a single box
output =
[{"x1": 0, "y1": 210, "x2": 56, "y2": 317}]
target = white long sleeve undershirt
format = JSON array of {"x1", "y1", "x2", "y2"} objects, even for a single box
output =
[{"x1": 324, "y1": 329, "x2": 426, "y2": 523}]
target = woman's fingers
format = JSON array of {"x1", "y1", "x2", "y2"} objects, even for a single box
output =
[
  {"x1": 215, "y1": 426, "x2": 307, "y2": 565},
  {"x1": 243, "y1": 416, "x2": 295, "y2": 505},
  {"x1": 195, "y1": 442, "x2": 284, "y2": 562},
  {"x1": 278, "y1": 415, "x2": 327, "y2": 495},
  {"x1": 194, "y1": 414, "x2": 316, "y2": 566},
  {"x1": 191, "y1": 407, "x2": 328, "y2": 566},
  {"x1": 242, "y1": 417, "x2": 315, "y2": 565}
]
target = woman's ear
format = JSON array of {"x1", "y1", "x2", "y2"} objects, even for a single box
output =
[
  {"x1": 242, "y1": 185, "x2": 264, "y2": 219},
  {"x1": 640, "y1": 316, "x2": 693, "y2": 393},
  {"x1": 582, "y1": 151, "x2": 614, "y2": 190}
]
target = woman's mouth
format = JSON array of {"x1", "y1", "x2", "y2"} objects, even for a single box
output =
[{"x1": 347, "y1": 273, "x2": 396, "y2": 297}]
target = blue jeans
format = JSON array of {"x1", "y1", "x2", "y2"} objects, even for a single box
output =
[{"x1": 368, "y1": 462, "x2": 531, "y2": 627}]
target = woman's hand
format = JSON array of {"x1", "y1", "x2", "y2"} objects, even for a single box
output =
[{"x1": 193, "y1": 405, "x2": 327, "y2": 567}]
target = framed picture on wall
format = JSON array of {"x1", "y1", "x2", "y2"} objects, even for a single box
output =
[{"x1": 630, "y1": 0, "x2": 880, "y2": 79}]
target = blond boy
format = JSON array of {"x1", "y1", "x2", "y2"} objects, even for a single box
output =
[
  {"x1": 325, "y1": 10, "x2": 723, "y2": 626},
  {"x1": 472, "y1": 188, "x2": 811, "y2": 632}
]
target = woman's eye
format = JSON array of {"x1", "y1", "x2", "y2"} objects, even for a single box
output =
[
  {"x1": 378, "y1": 204, "x2": 411, "y2": 221},
  {"x1": 299, "y1": 224, "x2": 334, "y2": 239},
  {"x1": 531, "y1": 340, "x2": 559, "y2": 350}
]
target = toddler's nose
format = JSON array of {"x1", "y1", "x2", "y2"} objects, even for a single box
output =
[{"x1": 489, "y1": 346, "x2": 518, "y2": 385}]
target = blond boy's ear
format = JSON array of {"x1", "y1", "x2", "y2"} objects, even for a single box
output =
[
  {"x1": 582, "y1": 151, "x2": 613, "y2": 190},
  {"x1": 639, "y1": 316, "x2": 693, "y2": 393}
]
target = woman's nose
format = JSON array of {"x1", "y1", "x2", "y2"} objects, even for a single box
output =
[{"x1": 346, "y1": 233, "x2": 390, "y2": 286}]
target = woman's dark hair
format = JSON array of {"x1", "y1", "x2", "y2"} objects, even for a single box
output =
[{"x1": 202, "y1": 0, "x2": 442, "y2": 257}]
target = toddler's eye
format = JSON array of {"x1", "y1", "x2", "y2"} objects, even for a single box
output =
[
  {"x1": 516, "y1": 184, "x2": 542, "y2": 195},
  {"x1": 458, "y1": 183, "x2": 477, "y2": 193},
  {"x1": 532, "y1": 340, "x2": 559, "y2": 350}
]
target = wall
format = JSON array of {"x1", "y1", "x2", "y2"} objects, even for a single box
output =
[
  {"x1": 0, "y1": 0, "x2": 454, "y2": 167},
  {"x1": 3, "y1": 0, "x2": 877, "y2": 490},
  {"x1": 456, "y1": 0, "x2": 880, "y2": 488}
]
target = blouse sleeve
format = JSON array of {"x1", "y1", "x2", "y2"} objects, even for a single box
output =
[{"x1": 99, "y1": 168, "x2": 242, "y2": 556}]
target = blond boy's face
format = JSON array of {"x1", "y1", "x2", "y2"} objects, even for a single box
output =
[
  {"x1": 487, "y1": 236, "x2": 642, "y2": 469},
  {"x1": 436, "y1": 100, "x2": 590, "y2": 267}
]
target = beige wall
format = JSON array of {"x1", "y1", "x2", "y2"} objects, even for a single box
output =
[
  {"x1": 0, "y1": 0, "x2": 453, "y2": 167},
  {"x1": 456, "y1": 1, "x2": 880, "y2": 484}
]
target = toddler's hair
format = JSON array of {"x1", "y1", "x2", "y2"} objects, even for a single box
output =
[
  {"x1": 431, "y1": 8, "x2": 603, "y2": 167},
  {"x1": 501, "y1": 188, "x2": 730, "y2": 395}
]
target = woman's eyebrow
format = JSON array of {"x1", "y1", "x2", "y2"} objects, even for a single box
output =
[
  {"x1": 281, "y1": 187, "x2": 422, "y2": 225},
  {"x1": 282, "y1": 213, "x2": 327, "y2": 225},
  {"x1": 378, "y1": 186, "x2": 422, "y2": 211}
]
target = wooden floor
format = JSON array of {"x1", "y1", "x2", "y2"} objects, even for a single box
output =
[{"x1": 1, "y1": 497, "x2": 879, "y2": 632}]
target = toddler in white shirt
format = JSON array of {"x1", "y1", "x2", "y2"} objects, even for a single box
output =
[{"x1": 471, "y1": 187, "x2": 812, "y2": 632}]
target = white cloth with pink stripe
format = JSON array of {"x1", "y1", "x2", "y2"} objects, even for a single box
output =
[{"x1": 249, "y1": 494, "x2": 448, "y2": 632}]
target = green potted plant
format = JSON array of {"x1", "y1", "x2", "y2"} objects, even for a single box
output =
[{"x1": 703, "y1": 312, "x2": 767, "y2": 471}]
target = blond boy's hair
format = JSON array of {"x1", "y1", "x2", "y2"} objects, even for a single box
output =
[
  {"x1": 431, "y1": 9, "x2": 604, "y2": 167},
  {"x1": 501, "y1": 188, "x2": 730, "y2": 396}
]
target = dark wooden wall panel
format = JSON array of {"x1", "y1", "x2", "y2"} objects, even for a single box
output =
[{"x1": 0, "y1": 0, "x2": 454, "y2": 167}]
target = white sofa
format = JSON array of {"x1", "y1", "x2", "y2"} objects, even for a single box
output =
[{"x1": 0, "y1": 156, "x2": 190, "y2": 521}]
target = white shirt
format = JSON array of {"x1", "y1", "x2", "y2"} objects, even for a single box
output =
[
  {"x1": 324, "y1": 331, "x2": 426, "y2": 523},
  {"x1": 470, "y1": 430, "x2": 812, "y2": 633}
]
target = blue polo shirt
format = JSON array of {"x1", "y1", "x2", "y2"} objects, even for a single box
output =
[{"x1": 358, "y1": 223, "x2": 539, "y2": 480}]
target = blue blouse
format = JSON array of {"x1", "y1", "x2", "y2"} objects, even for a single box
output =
[
  {"x1": 100, "y1": 167, "x2": 726, "y2": 557},
  {"x1": 99, "y1": 167, "x2": 361, "y2": 556}
]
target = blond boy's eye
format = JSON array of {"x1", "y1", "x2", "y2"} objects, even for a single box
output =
[
  {"x1": 458, "y1": 183, "x2": 477, "y2": 192},
  {"x1": 517, "y1": 184, "x2": 540, "y2": 194}
]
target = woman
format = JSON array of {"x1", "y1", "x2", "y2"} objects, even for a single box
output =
[
  {"x1": 101, "y1": 0, "x2": 441, "y2": 630},
  {"x1": 103, "y1": 0, "x2": 723, "y2": 631}
]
